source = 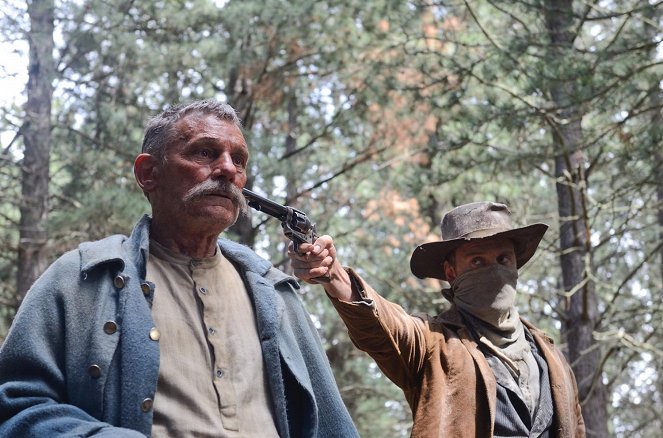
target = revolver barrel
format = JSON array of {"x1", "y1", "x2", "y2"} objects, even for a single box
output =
[
  {"x1": 241, "y1": 187, "x2": 330, "y2": 284},
  {"x1": 242, "y1": 188, "x2": 289, "y2": 221}
]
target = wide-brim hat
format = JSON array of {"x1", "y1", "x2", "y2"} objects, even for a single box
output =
[{"x1": 410, "y1": 201, "x2": 548, "y2": 280}]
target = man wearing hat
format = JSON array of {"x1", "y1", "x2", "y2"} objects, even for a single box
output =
[{"x1": 289, "y1": 201, "x2": 585, "y2": 437}]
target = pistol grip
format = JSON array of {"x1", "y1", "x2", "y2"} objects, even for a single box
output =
[{"x1": 292, "y1": 239, "x2": 330, "y2": 284}]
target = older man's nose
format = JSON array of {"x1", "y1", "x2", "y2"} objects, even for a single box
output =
[{"x1": 210, "y1": 153, "x2": 236, "y2": 179}]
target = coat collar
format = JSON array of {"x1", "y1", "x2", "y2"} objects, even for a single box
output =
[
  {"x1": 436, "y1": 305, "x2": 466, "y2": 328},
  {"x1": 78, "y1": 215, "x2": 151, "y2": 278},
  {"x1": 78, "y1": 214, "x2": 299, "y2": 290}
]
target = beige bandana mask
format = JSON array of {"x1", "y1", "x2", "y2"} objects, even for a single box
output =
[
  {"x1": 451, "y1": 265, "x2": 520, "y2": 335},
  {"x1": 452, "y1": 265, "x2": 534, "y2": 388}
]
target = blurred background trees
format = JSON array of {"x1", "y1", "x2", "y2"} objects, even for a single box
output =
[{"x1": 1, "y1": 0, "x2": 661, "y2": 436}]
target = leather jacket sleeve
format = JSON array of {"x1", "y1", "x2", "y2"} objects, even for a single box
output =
[{"x1": 327, "y1": 268, "x2": 430, "y2": 391}]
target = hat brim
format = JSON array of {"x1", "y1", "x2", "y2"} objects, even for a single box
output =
[{"x1": 409, "y1": 223, "x2": 549, "y2": 280}]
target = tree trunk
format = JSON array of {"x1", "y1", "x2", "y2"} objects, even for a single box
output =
[
  {"x1": 652, "y1": 81, "x2": 663, "y2": 289},
  {"x1": 543, "y1": 1, "x2": 609, "y2": 436},
  {"x1": 227, "y1": 60, "x2": 258, "y2": 248},
  {"x1": 16, "y1": 0, "x2": 55, "y2": 303},
  {"x1": 282, "y1": 89, "x2": 299, "y2": 276},
  {"x1": 647, "y1": 7, "x2": 663, "y2": 286}
]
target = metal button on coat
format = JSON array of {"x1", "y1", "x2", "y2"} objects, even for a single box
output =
[
  {"x1": 88, "y1": 364, "x2": 101, "y2": 378},
  {"x1": 149, "y1": 327, "x2": 160, "y2": 341},
  {"x1": 141, "y1": 282, "x2": 151, "y2": 295},
  {"x1": 103, "y1": 321, "x2": 117, "y2": 334},
  {"x1": 113, "y1": 274, "x2": 126, "y2": 289},
  {"x1": 141, "y1": 398, "x2": 154, "y2": 412}
]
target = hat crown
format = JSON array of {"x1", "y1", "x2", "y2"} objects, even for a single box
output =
[
  {"x1": 411, "y1": 200, "x2": 548, "y2": 280},
  {"x1": 441, "y1": 202, "x2": 514, "y2": 240}
]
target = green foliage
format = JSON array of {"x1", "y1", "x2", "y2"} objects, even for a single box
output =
[{"x1": 1, "y1": 0, "x2": 661, "y2": 434}]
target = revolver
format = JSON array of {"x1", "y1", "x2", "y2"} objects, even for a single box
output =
[{"x1": 242, "y1": 188, "x2": 331, "y2": 283}]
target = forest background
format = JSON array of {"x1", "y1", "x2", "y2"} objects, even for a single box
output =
[{"x1": 1, "y1": 0, "x2": 661, "y2": 436}]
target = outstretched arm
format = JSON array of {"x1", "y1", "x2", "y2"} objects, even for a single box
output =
[{"x1": 288, "y1": 235, "x2": 430, "y2": 390}]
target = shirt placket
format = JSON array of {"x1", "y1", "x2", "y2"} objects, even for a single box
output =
[{"x1": 190, "y1": 261, "x2": 239, "y2": 431}]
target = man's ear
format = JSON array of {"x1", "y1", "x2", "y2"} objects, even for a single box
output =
[
  {"x1": 134, "y1": 153, "x2": 159, "y2": 194},
  {"x1": 443, "y1": 260, "x2": 456, "y2": 284}
]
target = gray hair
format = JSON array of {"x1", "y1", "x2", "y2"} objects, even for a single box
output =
[{"x1": 141, "y1": 99, "x2": 242, "y2": 162}]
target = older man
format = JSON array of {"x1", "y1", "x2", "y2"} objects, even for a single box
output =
[
  {"x1": 0, "y1": 99, "x2": 358, "y2": 437},
  {"x1": 290, "y1": 201, "x2": 585, "y2": 437}
]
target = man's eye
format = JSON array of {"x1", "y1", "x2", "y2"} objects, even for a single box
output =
[
  {"x1": 192, "y1": 149, "x2": 211, "y2": 159},
  {"x1": 498, "y1": 255, "x2": 512, "y2": 265},
  {"x1": 471, "y1": 258, "x2": 483, "y2": 267},
  {"x1": 232, "y1": 155, "x2": 245, "y2": 166}
]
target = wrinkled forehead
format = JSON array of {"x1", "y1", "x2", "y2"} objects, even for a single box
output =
[
  {"x1": 170, "y1": 112, "x2": 245, "y2": 148},
  {"x1": 172, "y1": 112, "x2": 218, "y2": 138}
]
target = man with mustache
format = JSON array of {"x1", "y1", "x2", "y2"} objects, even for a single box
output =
[
  {"x1": 290, "y1": 202, "x2": 585, "y2": 437},
  {"x1": 0, "y1": 99, "x2": 359, "y2": 438}
]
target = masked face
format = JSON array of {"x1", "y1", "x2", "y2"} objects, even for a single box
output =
[
  {"x1": 451, "y1": 264, "x2": 519, "y2": 328},
  {"x1": 444, "y1": 238, "x2": 519, "y2": 330}
]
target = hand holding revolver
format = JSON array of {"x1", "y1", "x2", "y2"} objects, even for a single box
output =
[
  {"x1": 288, "y1": 236, "x2": 358, "y2": 302},
  {"x1": 242, "y1": 188, "x2": 356, "y2": 299}
]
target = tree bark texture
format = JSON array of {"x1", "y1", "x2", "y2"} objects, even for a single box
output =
[
  {"x1": 543, "y1": 1, "x2": 609, "y2": 436},
  {"x1": 648, "y1": 14, "x2": 663, "y2": 284},
  {"x1": 652, "y1": 80, "x2": 663, "y2": 284},
  {"x1": 227, "y1": 61, "x2": 258, "y2": 248},
  {"x1": 17, "y1": 0, "x2": 55, "y2": 302},
  {"x1": 283, "y1": 89, "x2": 299, "y2": 277}
]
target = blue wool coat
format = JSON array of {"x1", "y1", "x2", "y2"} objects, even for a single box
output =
[{"x1": 0, "y1": 216, "x2": 358, "y2": 438}]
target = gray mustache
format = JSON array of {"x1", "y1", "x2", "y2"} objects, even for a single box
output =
[{"x1": 182, "y1": 179, "x2": 249, "y2": 216}]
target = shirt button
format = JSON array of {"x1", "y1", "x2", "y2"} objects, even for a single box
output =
[
  {"x1": 216, "y1": 369, "x2": 224, "y2": 378},
  {"x1": 141, "y1": 398, "x2": 154, "y2": 412},
  {"x1": 88, "y1": 364, "x2": 102, "y2": 378},
  {"x1": 113, "y1": 274, "x2": 126, "y2": 289},
  {"x1": 149, "y1": 327, "x2": 161, "y2": 341},
  {"x1": 208, "y1": 327, "x2": 216, "y2": 336},
  {"x1": 103, "y1": 321, "x2": 118, "y2": 334},
  {"x1": 199, "y1": 287, "x2": 207, "y2": 295}
]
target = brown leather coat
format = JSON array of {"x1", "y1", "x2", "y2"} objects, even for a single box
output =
[{"x1": 331, "y1": 271, "x2": 585, "y2": 437}]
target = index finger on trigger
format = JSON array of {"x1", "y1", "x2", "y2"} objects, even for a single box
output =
[
  {"x1": 295, "y1": 241, "x2": 315, "y2": 254},
  {"x1": 304, "y1": 247, "x2": 329, "y2": 262},
  {"x1": 313, "y1": 235, "x2": 336, "y2": 254}
]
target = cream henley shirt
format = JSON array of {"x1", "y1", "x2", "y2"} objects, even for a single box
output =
[{"x1": 147, "y1": 239, "x2": 279, "y2": 438}]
